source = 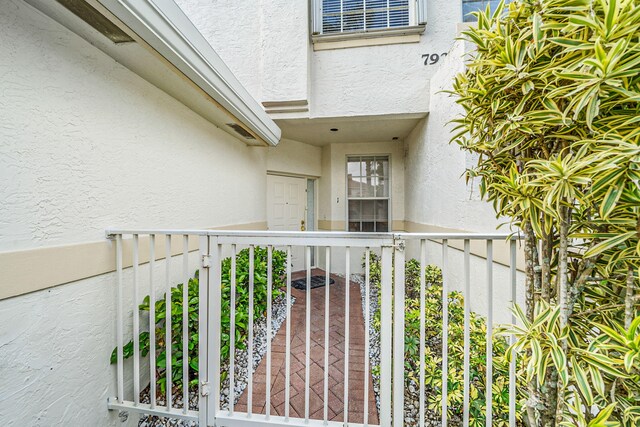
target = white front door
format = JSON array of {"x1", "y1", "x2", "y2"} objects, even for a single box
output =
[{"x1": 267, "y1": 174, "x2": 307, "y2": 270}]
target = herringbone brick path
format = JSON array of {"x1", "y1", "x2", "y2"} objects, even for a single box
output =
[{"x1": 235, "y1": 269, "x2": 379, "y2": 424}]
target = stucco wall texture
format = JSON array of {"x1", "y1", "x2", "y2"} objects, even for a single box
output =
[
  {"x1": 0, "y1": 2, "x2": 271, "y2": 426},
  {"x1": 402, "y1": 39, "x2": 525, "y2": 320},
  {"x1": 0, "y1": 2, "x2": 271, "y2": 254},
  {"x1": 175, "y1": 0, "x2": 311, "y2": 105},
  {"x1": 266, "y1": 138, "x2": 322, "y2": 177},
  {"x1": 404, "y1": 39, "x2": 501, "y2": 233},
  {"x1": 175, "y1": 0, "x2": 460, "y2": 118}
]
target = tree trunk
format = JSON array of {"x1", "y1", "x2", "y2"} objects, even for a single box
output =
[
  {"x1": 530, "y1": 220, "x2": 558, "y2": 427},
  {"x1": 555, "y1": 206, "x2": 571, "y2": 425},
  {"x1": 626, "y1": 265, "x2": 635, "y2": 329},
  {"x1": 524, "y1": 222, "x2": 537, "y2": 322},
  {"x1": 540, "y1": 224, "x2": 552, "y2": 303}
]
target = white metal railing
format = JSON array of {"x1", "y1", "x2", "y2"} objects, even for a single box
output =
[{"x1": 106, "y1": 229, "x2": 520, "y2": 427}]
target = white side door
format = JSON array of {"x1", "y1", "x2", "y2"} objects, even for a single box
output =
[{"x1": 267, "y1": 174, "x2": 307, "y2": 270}]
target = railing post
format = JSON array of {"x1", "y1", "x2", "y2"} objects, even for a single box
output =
[
  {"x1": 380, "y1": 245, "x2": 393, "y2": 427},
  {"x1": 208, "y1": 236, "x2": 221, "y2": 426},
  {"x1": 198, "y1": 236, "x2": 210, "y2": 427},
  {"x1": 393, "y1": 239, "x2": 406, "y2": 427}
]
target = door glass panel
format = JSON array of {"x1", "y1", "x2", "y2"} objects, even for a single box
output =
[
  {"x1": 348, "y1": 200, "x2": 361, "y2": 220},
  {"x1": 361, "y1": 176, "x2": 375, "y2": 197},
  {"x1": 375, "y1": 176, "x2": 389, "y2": 197},
  {"x1": 347, "y1": 159, "x2": 361, "y2": 176},
  {"x1": 361, "y1": 200, "x2": 375, "y2": 221},
  {"x1": 361, "y1": 222, "x2": 375, "y2": 232},
  {"x1": 349, "y1": 221, "x2": 361, "y2": 232},
  {"x1": 376, "y1": 200, "x2": 389, "y2": 221},
  {"x1": 361, "y1": 156, "x2": 375, "y2": 177},
  {"x1": 307, "y1": 179, "x2": 315, "y2": 231},
  {"x1": 348, "y1": 176, "x2": 361, "y2": 197}
]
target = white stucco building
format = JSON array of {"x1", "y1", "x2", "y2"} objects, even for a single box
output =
[{"x1": 0, "y1": 0, "x2": 516, "y2": 426}]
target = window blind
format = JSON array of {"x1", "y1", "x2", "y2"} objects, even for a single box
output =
[{"x1": 320, "y1": 0, "x2": 410, "y2": 34}]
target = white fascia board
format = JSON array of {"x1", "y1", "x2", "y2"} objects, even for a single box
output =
[{"x1": 97, "y1": 0, "x2": 281, "y2": 146}]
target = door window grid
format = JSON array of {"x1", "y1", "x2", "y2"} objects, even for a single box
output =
[{"x1": 347, "y1": 155, "x2": 390, "y2": 232}]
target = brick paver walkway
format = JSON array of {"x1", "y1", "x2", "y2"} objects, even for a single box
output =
[{"x1": 235, "y1": 269, "x2": 379, "y2": 424}]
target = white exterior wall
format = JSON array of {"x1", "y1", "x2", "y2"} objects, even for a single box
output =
[
  {"x1": 176, "y1": 0, "x2": 462, "y2": 118},
  {"x1": 172, "y1": 0, "x2": 264, "y2": 101},
  {"x1": 0, "y1": 2, "x2": 268, "y2": 253},
  {"x1": 260, "y1": 0, "x2": 310, "y2": 103},
  {"x1": 266, "y1": 139, "x2": 322, "y2": 177},
  {"x1": 403, "y1": 39, "x2": 499, "y2": 233},
  {"x1": 0, "y1": 2, "x2": 270, "y2": 425},
  {"x1": 402, "y1": 39, "x2": 525, "y2": 321},
  {"x1": 311, "y1": 0, "x2": 460, "y2": 118},
  {"x1": 0, "y1": 253, "x2": 199, "y2": 427},
  {"x1": 176, "y1": 0, "x2": 311, "y2": 105},
  {"x1": 319, "y1": 144, "x2": 334, "y2": 226}
]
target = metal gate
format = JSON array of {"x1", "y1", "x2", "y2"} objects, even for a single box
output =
[{"x1": 106, "y1": 229, "x2": 519, "y2": 427}]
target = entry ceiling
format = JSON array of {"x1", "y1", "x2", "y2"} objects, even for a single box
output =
[{"x1": 275, "y1": 113, "x2": 426, "y2": 146}]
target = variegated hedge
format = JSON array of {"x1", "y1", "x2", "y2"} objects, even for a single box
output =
[{"x1": 450, "y1": 0, "x2": 640, "y2": 426}]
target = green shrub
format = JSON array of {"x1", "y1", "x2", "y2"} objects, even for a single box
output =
[
  {"x1": 451, "y1": 1, "x2": 640, "y2": 424},
  {"x1": 110, "y1": 246, "x2": 286, "y2": 396},
  {"x1": 365, "y1": 252, "x2": 522, "y2": 426}
]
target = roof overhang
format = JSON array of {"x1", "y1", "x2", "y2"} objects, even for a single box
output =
[{"x1": 25, "y1": 0, "x2": 281, "y2": 147}]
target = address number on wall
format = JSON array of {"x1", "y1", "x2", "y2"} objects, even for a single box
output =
[{"x1": 422, "y1": 52, "x2": 448, "y2": 65}]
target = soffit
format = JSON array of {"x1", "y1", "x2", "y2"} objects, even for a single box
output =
[{"x1": 275, "y1": 114, "x2": 426, "y2": 146}]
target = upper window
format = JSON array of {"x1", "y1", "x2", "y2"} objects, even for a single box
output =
[
  {"x1": 463, "y1": 0, "x2": 512, "y2": 22},
  {"x1": 312, "y1": 0, "x2": 427, "y2": 37},
  {"x1": 347, "y1": 156, "x2": 390, "y2": 232},
  {"x1": 316, "y1": 0, "x2": 417, "y2": 35}
]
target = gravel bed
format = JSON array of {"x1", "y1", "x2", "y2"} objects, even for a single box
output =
[
  {"x1": 137, "y1": 294, "x2": 295, "y2": 427},
  {"x1": 353, "y1": 273, "x2": 448, "y2": 427}
]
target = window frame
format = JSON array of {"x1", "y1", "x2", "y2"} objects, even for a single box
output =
[
  {"x1": 345, "y1": 154, "x2": 392, "y2": 233},
  {"x1": 311, "y1": 0, "x2": 427, "y2": 38}
]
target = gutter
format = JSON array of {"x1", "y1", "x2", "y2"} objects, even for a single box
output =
[{"x1": 95, "y1": 0, "x2": 281, "y2": 146}]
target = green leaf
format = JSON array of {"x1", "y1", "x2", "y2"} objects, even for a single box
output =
[
  {"x1": 551, "y1": 346, "x2": 568, "y2": 386},
  {"x1": 589, "y1": 365, "x2": 606, "y2": 397},
  {"x1": 588, "y1": 403, "x2": 617, "y2": 426},
  {"x1": 599, "y1": 185, "x2": 623, "y2": 219},
  {"x1": 572, "y1": 357, "x2": 594, "y2": 406},
  {"x1": 584, "y1": 232, "x2": 636, "y2": 258}
]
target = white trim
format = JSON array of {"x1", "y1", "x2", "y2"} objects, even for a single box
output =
[
  {"x1": 313, "y1": 33, "x2": 420, "y2": 51},
  {"x1": 311, "y1": 24, "x2": 424, "y2": 43},
  {"x1": 93, "y1": 0, "x2": 281, "y2": 146},
  {"x1": 416, "y1": 0, "x2": 427, "y2": 25}
]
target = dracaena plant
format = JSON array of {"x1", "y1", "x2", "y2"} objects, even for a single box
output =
[{"x1": 451, "y1": 0, "x2": 639, "y2": 425}]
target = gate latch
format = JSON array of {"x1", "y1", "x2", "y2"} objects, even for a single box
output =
[
  {"x1": 201, "y1": 381, "x2": 210, "y2": 396},
  {"x1": 393, "y1": 239, "x2": 405, "y2": 252},
  {"x1": 201, "y1": 255, "x2": 212, "y2": 268}
]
